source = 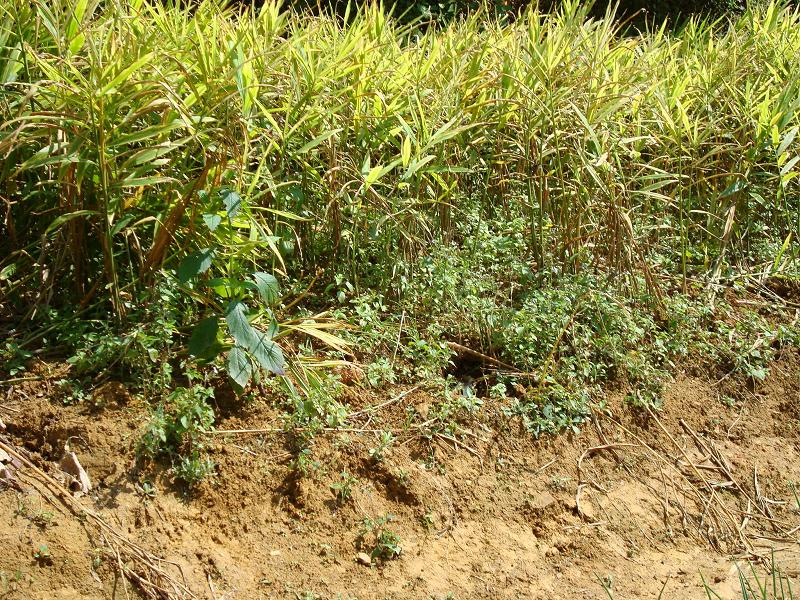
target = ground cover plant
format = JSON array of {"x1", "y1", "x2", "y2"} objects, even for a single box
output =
[
  {"x1": 0, "y1": 0, "x2": 798, "y2": 465},
  {"x1": 0, "y1": 0, "x2": 800, "y2": 595}
]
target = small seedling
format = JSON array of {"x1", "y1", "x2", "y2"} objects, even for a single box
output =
[
  {"x1": 136, "y1": 480, "x2": 157, "y2": 499},
  {"x1": 489, "y1": 383, "x2": 508, "y2": 400},
  {"x1": 596, "y1": 573, "x2": 614, "y2": 599},
  {"x1": 369, "y1": 431, "x2": 395, "y2": 462},
  {"x1": 330, "y1": 471, "x2": 357, "y2": 503},
  {"x1": 290, "y1": 448, "x2": 320, "y2": 477},
  {"x1": 0, "y1": 569, "x2": 24, "y2": 593},
  {"x1": 395, "y1": 468, "x2": 409, "y2": 486},
  {"x1": 360, "y1": 515, "x2": 402, "y2": 562},
  {"x1": 789, "y1": 481, "x2": 800, "y2": 512},
  {"x1": 33, "y1": 544, "x2": 52, "y2": 566},
  {"x1": 32, "y1": 511, "x2": 55, "y2": 529},
  {"x1": 548, "y1": 475, "x2": 572, "y2": 492},
  {"x1": 172, "y1": 454, "x2": 215, "y2": 487},
  {"x1": 91, "y1": 548, "x2": 103, "y2": 570},
  {"x1": 138, "y1": 385, "x2": 216, "y2": 487}
]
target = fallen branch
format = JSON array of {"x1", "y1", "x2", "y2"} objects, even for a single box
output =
[
  {"x1": 575, "y1": 443, "x2": 637, "y2": 520},
  {"x1": 445, "y1": 341, "x2": 518, "y2": 372},
  {"x1": 347, "y1": 386, "x2": 421, "y2": 419}
]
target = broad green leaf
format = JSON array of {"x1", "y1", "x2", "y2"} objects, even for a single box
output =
[
  {"x1": 203, "y1": 213, "x2": 222, "y2": 232},
  {"x1": 252, "y1": 272, "x2": 280, "y2": 305},
  {"x1": 68, "y1": 30, "x2": 86, "y2": 55},
  {"x1": 227, "y1": 345, "x2": 253, "y2": 389},
  {"x1": 66, "y1": 0, "x2": 90, "y2": 54},
  {"x1": 423, "y1": 118, "x2": 476, "y2": 150},
  {"x1": 402, "y1": 155, "x2": 436, "y2": 180},
  {"x1": 719, "y1": 179, "x2": 746, "y2": 198},
  {"x1": 780, "y1": 155, "x2": 800, "y2": 177},
  {"x1": 206, "y1": 277, "x2": 243, "y2": 298},
  {"x1": 365, "y1": 160, "x2": 400, "y2": 187},
  {"x1": 224, "y1": 301, "x2": 284, "y2": 375},
  {"x1": 221, "y1": 189, "x2": 243, "y2": 218},
  {"x1": 0, "y1": 264, "x2": 17, "y2": 281},
  {"x1": 110, "y1": 121, "x2": 185, "y2": 147},
  {"x1": 110, "y1": 215, "x2": 135, "y2": 236},
  {"x1": 285, "y1": 322, "x2": 352, "y2": 355},
  {"x1": 250, "y1": 207, "x2": 308, "y2": 221},
  {"x1": 188, "y1": 317, "x2": 220, "y2": 359},
  {"x1": 19, "y1": 142, "x2": 74, "y2": 171},
  {"x1": 266, "y1": 314, "x2": 279, "y2": 339},
  {"x1": 122, "y1": 144, "x2": 180, "y2": 168},
  {"x1": 777, "y1": 126, "x2": 798, "y2": 157},
  {"x1": 224, "y1": 300, "x2": 252, "y2": 347},
  {"x1": 113, "y1": 175, "x2": 175, "y2": 189},
  {"x1": 246, "y1": 331, "x2": 285, "y2": 376},
  {"x1": 178, "y1": 248, "x2": 215, "y2": 283}
]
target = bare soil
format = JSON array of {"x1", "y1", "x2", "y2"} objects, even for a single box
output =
[{"x1": 1, "y1": 352, "x2": 799, "y2": 599}]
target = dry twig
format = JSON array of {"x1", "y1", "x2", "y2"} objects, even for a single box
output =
[{"x1": 0, "y1": 439, "x2": 195, "y2": 599}]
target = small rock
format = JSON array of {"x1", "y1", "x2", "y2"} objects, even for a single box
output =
[
  {"x1": 578, "y1": 499, "x2": 597, "y2": 521},
  {"x1": 0, "y1": 466, "x2": 22, "y2": 491},
  {"x1": 526, "y1": 492, "x2": 556, "y2": 511},
  {"x1": 356, "y1": 552, "x2": 373, "y2": 566},
  {"x1": 58, "y1": 451, "x2": 91, "y2": 495},
  {"x1": 269, "y1": 550, "x2": 281, "y2": 557}
]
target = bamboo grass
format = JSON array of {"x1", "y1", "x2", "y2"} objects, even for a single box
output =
[{"x1": 1, "y1": 0, "x2": 799, "y2": 315}]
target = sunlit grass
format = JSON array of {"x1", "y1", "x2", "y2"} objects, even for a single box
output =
[{"x1": 1, "y1": 0, "x2": 798, "y2": 316}]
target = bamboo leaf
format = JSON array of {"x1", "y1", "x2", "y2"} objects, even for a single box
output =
[
  {"x1": 297, "y1": 129, "x2": 342, "y2": 155},
  {"x1": 777, "y1": 126, "x2": 798, "y2": 157},
  {"x1": 45, "y1": 210, "x2": 99, "y2": 235},
  {"x1": 98, "y1": 52, "x2": 154, "y2": 96},
  {"x1": 401, "y1": 136, "x2": 412, "y2": 168}
]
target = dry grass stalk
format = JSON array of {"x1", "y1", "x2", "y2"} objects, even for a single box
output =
[{"x1": 0, "y1": 439, "x2": 196, "y2": 600}]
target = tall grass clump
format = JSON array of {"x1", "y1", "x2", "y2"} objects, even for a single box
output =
[{"x1": 1, "y1": 0, "x2": 798, "y2": 375}]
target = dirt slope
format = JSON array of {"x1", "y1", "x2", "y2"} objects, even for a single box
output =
[{"x1": 1, "y1": 353, "x2": 799, "y2": 599}]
